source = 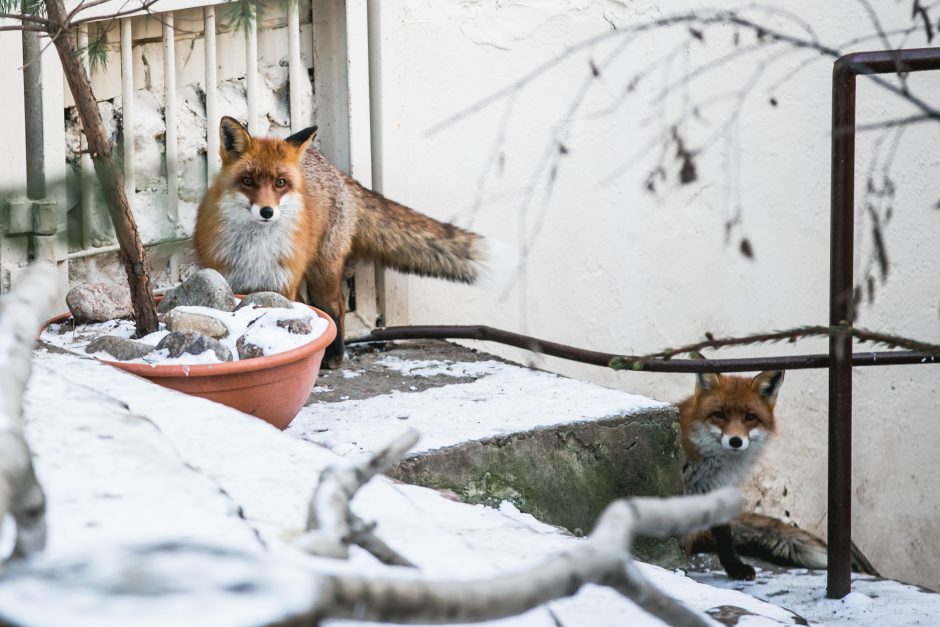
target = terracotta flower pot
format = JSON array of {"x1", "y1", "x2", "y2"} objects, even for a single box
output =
[{"x1": 44, "y1": 300, "x2": 337, "y2": 430}]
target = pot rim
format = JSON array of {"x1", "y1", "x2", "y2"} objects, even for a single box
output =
[{"x1": 43, "y1": 295, "x2": 337, "y2": 379}]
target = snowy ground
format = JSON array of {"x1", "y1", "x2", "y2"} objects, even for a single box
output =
[
  {"x1": 3, "y1": 346, "x2": 938, "y2": 626},
  {"x1": 290, "y1": 354, "x2": 669, "y2": 457}
]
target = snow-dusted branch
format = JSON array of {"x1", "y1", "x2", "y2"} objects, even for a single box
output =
[
  {"x1": 315, "y1": 487, "x2": 742, "y2": 625},
  {"x1": 294, "y1": 429, "x2": 419, "y2": 566},
  {"x1": 0, "y1": 263, "x2": 61, "y2": 559}
]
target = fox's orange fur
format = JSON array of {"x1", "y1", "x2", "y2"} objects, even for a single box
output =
[
  {"x1": 194, "y1": 117, "x2": 485, "y2": 366},
  {"x1": 677, "y1": 371, "x2": 877, "y2": 579}
]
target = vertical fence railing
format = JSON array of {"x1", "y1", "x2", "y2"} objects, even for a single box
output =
[
  {"x1": 204, "y1": 6, "x2": 220, "y2": 177},
  {"x1": 245, "y1": 5, "x2": 260, "y2": 135},
  {"x1": 77, "y1": 25, "x2": 95, "y2": 250},
  {"x1": 287, "y1": 1, "x2": 304, "y2": 133},
  {"x1": 120, "y1": 19, "x2": 135, "y2": 201}
]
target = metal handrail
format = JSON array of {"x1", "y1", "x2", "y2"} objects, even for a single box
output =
[{"x1": 351, "y1": 47, "x2": 940, "y2": 600}]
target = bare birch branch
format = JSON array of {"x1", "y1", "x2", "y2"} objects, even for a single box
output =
[
  {"x1": 315, "y1": 488, "x2": 742, "y2": 625},
  {"x1": 0, "y1": 263, "x2": 62, "y2": 559},
  {"x1": 294, "y1": 429, "x2": 419, "y2": 566},
  {"x1": 611, "y1": 324, "x2": 940, "y2": 370}
]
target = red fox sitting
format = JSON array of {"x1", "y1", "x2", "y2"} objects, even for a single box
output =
[
  {"x1": 194, "y1": 117, "x2": 486, "y2": 367},
  {"x1": 678, "y1": 371, "x2": 877, "y2": 579}
]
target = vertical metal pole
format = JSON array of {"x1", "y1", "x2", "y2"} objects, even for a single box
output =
[
  {"x1": 22, "y1": 29, "x2": 45, "y2": 200},
  {"x1": 245, "y1": 5, "x2": 259, "y2": 134},
  {"x1": 828, "y1": 60, "x2": 856, "y2": 599},
  {"x1": 204, "y1": 6, "x2": 219, "y2": 178},
  {"x1": 163, "y1": 13, "x2": 178, "y2": 223},
  {"x1": 287, "y1": 0, "x2": 304, "y2": 133},
  {"x1": 121, "y1": 18, "x2": 135, "y2": 201},
  {"x1": 78, "y1": 25, "x2": 95, "y2": 248}
]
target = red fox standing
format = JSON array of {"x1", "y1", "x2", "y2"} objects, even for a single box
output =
[
  {"x1": 678, "y1": 371, "x2": 878, "y2": 579},
  {"x1": 194, "y1": 117, "x2": 486, "y2": 367}
]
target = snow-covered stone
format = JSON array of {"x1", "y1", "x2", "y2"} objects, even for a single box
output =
[
  {"x1": 165, "y1": 309, "x2": 230, "y2": 339},
  {"x1": 65, "y1": 283, "x2": 133, "y2": 323},
  {"x1": 84, "y1": 335, "x2": 154, "y2": 361},
  {"x1": 235, "y1": 291, "x2": 293, "y2": 311},
  {"x1": 156, "y1": 331, "x2": 232, "y2": 362},
  {"x1": 236, "y1": 335, "x2": 265, "y2": 361},
  {"x1": 157, "y1": 269, "x2": 236, "y2": 313}
]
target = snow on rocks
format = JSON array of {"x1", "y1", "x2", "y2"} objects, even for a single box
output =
[
  {"x1": 157, "y1": 269, "x2": 236, "y2": 313},
  {"x1": 157, "y1": 331, "x2": 233, "y2": 362},
  {"x1": 65, "y1": 283, "x2": 133, "y2": 323},
  {"x1": 42, "y1": 297, "x2": 328, "y2": 366},
  {"x1": 235, "y1": 291, "x2": 293, "y2": 311},
  {"x1": 165, "y1": 308, "x2": 230, "y2": 339},
  {"x1": 84, "y1": 335, "x2": 155, "y2": 361}
]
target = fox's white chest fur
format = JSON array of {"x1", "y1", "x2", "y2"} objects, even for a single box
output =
[
  {"x1": 211, "y1": 190, "x2": 303, "y2": 294},
  {"x1": 683, "y1": 423, "x2": 769, "y2": 495}
]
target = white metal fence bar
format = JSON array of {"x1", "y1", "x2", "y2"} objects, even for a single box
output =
[
  {"x1": 345, "y1": 0, "x2": 380, "y2": 329},
  {"x1": 163, "y1": 13, "x2": 178, "y2": 223},
  {"x1": 288, "y1": 1, "x2": 303, "y2": 132},
  {"x1": 245, "y1": 6, "x2": 259, "y2": 134},
  {"x1": 120, "y1": 18, "x2": 135, "y2": 201},
  {"x1": 204, "y1": 6, "x2": 219, "y2": 177},
  {"x1": 345, "y1": 0, "x2": 372, "y2": 186},
  {"x1": 78, "y1": 25, "x2": 95, "y2": 249}
]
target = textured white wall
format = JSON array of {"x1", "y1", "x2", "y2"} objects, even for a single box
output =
[{"x1": 371, "y1": 1, "x2": 940, "y2": 588}]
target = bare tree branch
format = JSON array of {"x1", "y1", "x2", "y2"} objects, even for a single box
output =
[
  {"x1": 315, "y1": 488, "x2": 742, "y2": 625},
  {"x1": 611, "y1": 324, "x2": 940, "y2": 370},
  {"x1": 294, "y1": 430, "x2": 419, "y2": 566},
  {"x1": 0, "y1": 263, "x2": 61, "y2": 560}
]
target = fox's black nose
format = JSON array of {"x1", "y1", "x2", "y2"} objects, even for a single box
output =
[
  {"x1": 260, "y1": 206, "x2": 274, "y2": 220},
  {"x1": 728, "y1": 436, "x2": 743, "y2": 449}
]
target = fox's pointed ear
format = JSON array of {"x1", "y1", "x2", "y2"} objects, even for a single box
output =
[
  {"x1": 752, "y1": 370, "x2": 785, "y2": 405},
  {"x1": 285, "y1": 125, "x2": 318, "y2": 153},
  {"x1": 695, "y1": 372, "x2": 722, "y2": 393},
  {"x1": 220, "y1": 116, "x2": 251, "y2": 165}
]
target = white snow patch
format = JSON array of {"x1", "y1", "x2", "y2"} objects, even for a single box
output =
[
  {"x1": 8, "y1": 351, "x2": 936, "y2": 625},
  {"x1": 375, "y1": 355, "x2": 506, "y2": 378},
  {"x1": 690, "y1": 566, "x2": 940, "y2": 626},
  {"x1": 289, "y1": 359, "x2": 668, "y2": 457}
]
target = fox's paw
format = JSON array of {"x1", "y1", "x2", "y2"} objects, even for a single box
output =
[
  {"x1": 725, "y1": 561, "x2": 756, "y2": 581},
  {"x1": 322, "y1": 353, "x2": 345, "y2": 370}
]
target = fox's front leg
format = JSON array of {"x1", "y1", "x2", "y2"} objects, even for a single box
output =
[
  {"x1": 712, "y1": 523, "x2": 756, "y2": 580},
  {"x1": 305, "y1": 263, "x2": 346, "y2": 369}
]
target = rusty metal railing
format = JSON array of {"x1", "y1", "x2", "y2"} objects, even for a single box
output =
[{"x1": 352, "y1": 47, "x2": 940, "y2": 599}]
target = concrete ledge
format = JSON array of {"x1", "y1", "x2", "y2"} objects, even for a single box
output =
[{"x1": 292, "y1": 340, "x2": 685, "y2": 565}]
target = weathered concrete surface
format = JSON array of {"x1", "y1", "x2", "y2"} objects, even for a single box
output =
[
  {"x1": 302, "y1": 340, "x2": 686, "y2": 566},
  {"x1": 391, "y1": 408, "x2": 685, "y2": 566}
]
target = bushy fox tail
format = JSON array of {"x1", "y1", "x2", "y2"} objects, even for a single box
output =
[
  {"x1": 685, "y1": 513, "x2": 880, "y2": 576},
  {"x1": 352, "y1": 186, "x2": 485, "y2": 284}
]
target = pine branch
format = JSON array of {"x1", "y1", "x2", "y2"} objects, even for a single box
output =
[{"x1": 610, "y1": 324, "x2": 940, "y2": 370}]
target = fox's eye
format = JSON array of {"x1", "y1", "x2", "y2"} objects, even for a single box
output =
[
  {"x1": 709, "y1": 410, "x2": 726, "y2": 420},
  {"x1": 745, "y1": 412, "x2": 759, "y2": 423},
  {"x1": 275, "y1": 178, "x2": 287, "y2": 188},
  {"x1": 241, "y1": 176, "x2": 254, "y2": 187}
]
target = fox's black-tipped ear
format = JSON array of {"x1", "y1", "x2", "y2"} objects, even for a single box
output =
[
  {"x1": 220, "y1": 116, "x2": 251, "y2": 164},
  {"x1": 752, "y1": 370, "x2": 785, "y2": 405},
  {"x1": 695, "y1": 372, "x2": 722, "y2": 393},
  {"x1": 285, "y1": 125, "x2": 318, "y2": 151}
]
